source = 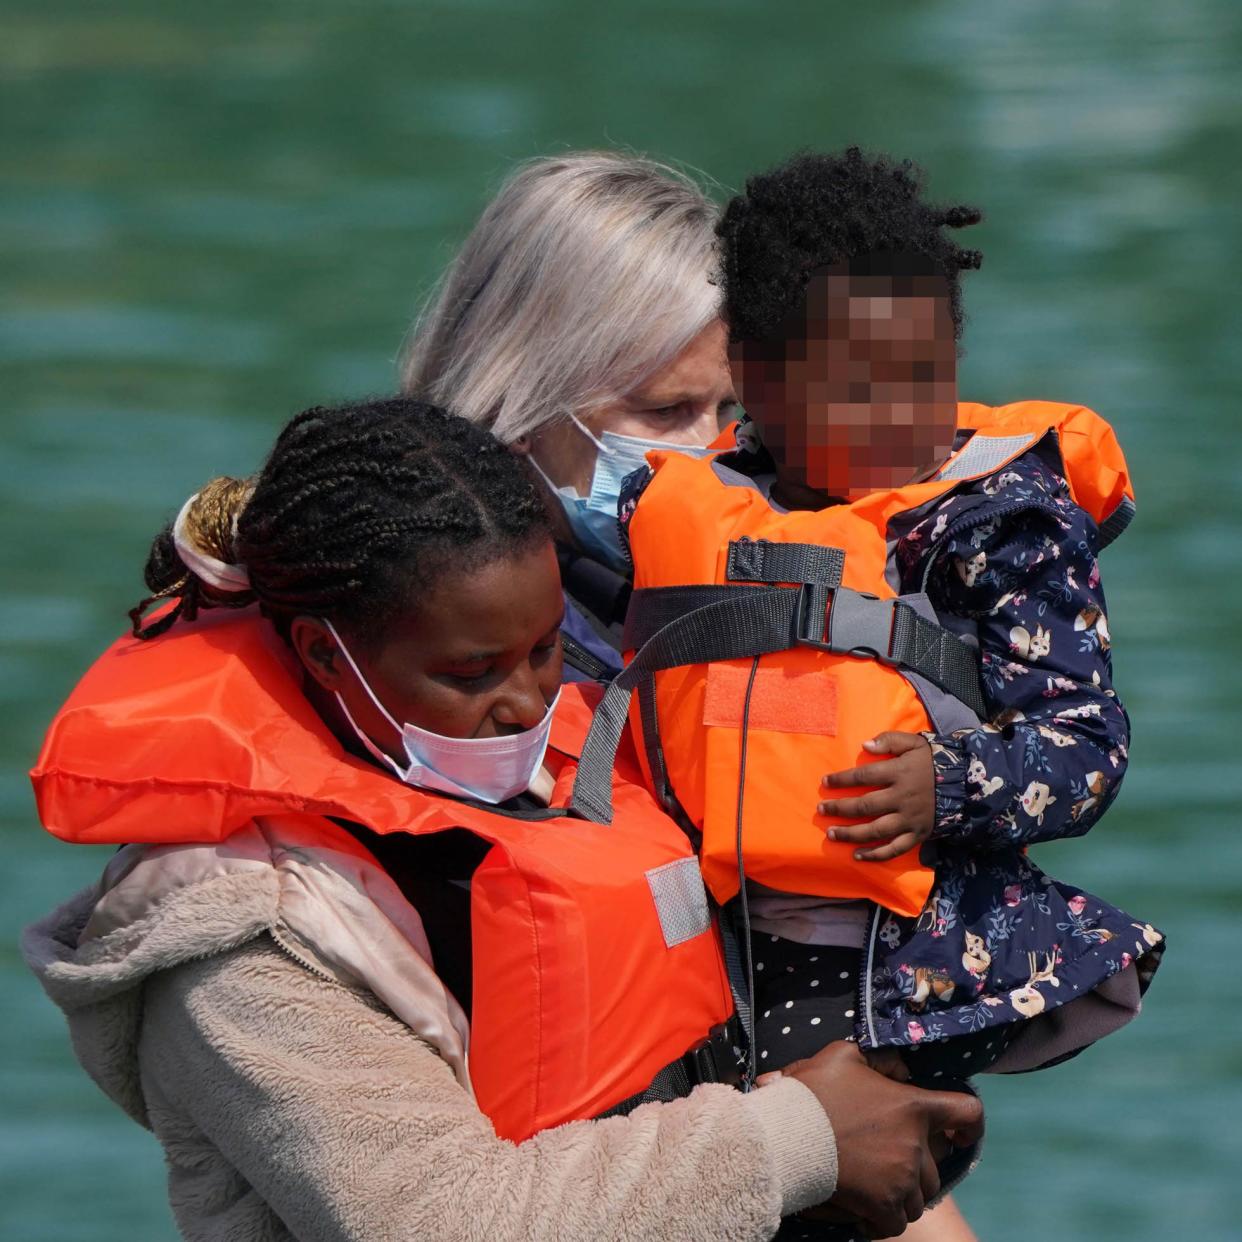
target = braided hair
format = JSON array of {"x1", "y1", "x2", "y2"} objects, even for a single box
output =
[
  {"x1": 130, "y1": 398, "x2": 550, "y2": 647},
  {"x1": 717, "y1": 147, "x2": 983, "y2": 344}
]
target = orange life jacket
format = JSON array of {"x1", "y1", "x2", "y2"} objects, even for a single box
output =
[
  {"x1": 31, "y1": 610, "x2": 736, "y2": 1142},
  {"x1": 570, "y1": 401, "x2": 1133, "y2": 918}
]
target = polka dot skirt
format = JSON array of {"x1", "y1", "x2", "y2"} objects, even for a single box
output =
[
  {"x1": 751, "y1": 937, "x2": 861, "y2": 1070},
  {"x1": 750, "y1": 933, "x2": 1018, "y2": 1077}
]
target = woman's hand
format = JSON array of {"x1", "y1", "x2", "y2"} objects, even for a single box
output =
[
  {"x1": 818, "y1": 732, "x2": 935, "y2": 863},
  {"x1": 776, "y1": 1041, "x2": 983, "y2": 1238}
]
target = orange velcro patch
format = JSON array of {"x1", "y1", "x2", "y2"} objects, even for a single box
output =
[{"x1": 702, "y1": 663, "x2": 838, "y2": 735}]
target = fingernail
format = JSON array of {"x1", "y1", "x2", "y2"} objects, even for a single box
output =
[
  {"x1": 854, "y1": 851, "x2": 864, "y2": 860},
  {"x1": 827, "y1": 828, "x2": 837, "y2": 840}
]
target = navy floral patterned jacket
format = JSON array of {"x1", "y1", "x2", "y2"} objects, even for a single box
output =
[
  {"x1": 620, "y1": 429, "x2": 1165, "y2": 1068},
  {"x1": 861, "y1": 446, "x2": 1164, "y2": 1061}
]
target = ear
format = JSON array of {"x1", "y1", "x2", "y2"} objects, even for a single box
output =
[{"x1": 290, "y1": 615, "x2": 344, "y2": 692}]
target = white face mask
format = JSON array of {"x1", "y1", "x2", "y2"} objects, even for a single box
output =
[
  {"x1": 529, "y1": 416, "x2": 714, "y2": 570},
  {"x1": 324, "y1": 620, "x2": 560, "y2": 805}
]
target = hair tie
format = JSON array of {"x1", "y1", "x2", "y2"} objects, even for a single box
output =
[{"x1": 172, "y1": 493, "x2": 252, "y2": 594}]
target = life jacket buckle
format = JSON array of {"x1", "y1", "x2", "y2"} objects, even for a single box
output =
[
  {"x1": 794, "y1": 583, "x2": 902, "y2": 666},
  {"x1": 684, "y1": 1017, "x2": 748, "y2": 1089}
]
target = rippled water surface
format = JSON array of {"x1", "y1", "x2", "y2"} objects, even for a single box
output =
[{"x1": 2, "y1": 2, "x2": 1238, "y2": 1237}]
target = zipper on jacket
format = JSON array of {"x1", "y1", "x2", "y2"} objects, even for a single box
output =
[
  {"x1": 560, "y1": 632, "x2": 616, "y2": 683},
  {"x1": 615, "y1": 511, "x2": 634, "y2": 573},
  {"x1": 858, "y1": 903, "x2": 883, "y2": 1050},
  {"x1": 269, "y1": 923, "x2": 342, "y2": 986}
]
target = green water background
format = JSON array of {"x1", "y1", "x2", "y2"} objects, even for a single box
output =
[{"x1": 2, "y1": 2, "x2": 1238, "y2": 1237}]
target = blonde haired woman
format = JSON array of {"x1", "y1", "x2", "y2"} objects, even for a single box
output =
[
  {"x1": 402, "y1": 151, "x2": 737, "y2": 678},
  {"x1": 402, "y1": 152, "x2": 980, "y2": 1242}
]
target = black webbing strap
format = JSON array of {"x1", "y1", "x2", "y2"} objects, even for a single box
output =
[
  {"x1": 621, "y1": 539, "x2": 844, "y2": 647},
  {"x1": 635, "y1": 675, "x2": 671, "y2": 808},
  {"x1": 595, "y1": 1015, "x2": 747, "y2": 1117},
  {"x1": 717, "y1": 903, "x2": 753, "y2": 1039},
  {"x1": 820, "y1": 590, "x2": 988, "y2": 718},
  {"x1": 622, "y1": 584, "x2": 773, "y2": 651},
  {"x1": 626, "y1": 584, "x2": 985, "y2": 715},
  {"x1": 726, "y1": 537, "x2": 846, "y2": 587},
  {"x1": 596, "y1": 1056, "x2": 694, "y2": 1118},
  {"x1": 574, "y1": 582, "x2": 985, "y2": 822}
]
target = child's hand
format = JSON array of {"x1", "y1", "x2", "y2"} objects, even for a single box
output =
[{"x1": 818, "y1": 732, "x2": 934, "y2": 863}]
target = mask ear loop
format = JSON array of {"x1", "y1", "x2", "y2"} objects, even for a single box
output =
[
  {"x1": 527, "y1": 413, "x2": 614, "y2": 500},
  {"x1": 526, "y1": 452, "x2": 572, "y2": 497},
  {"x1": 569, "y1": 413, "x2": 616, "y2": 456},
  {"x1": 322, "y1": 619, "x2": 407, "y2": 779}
]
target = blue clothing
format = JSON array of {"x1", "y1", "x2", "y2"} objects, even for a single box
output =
[
  {"x1": 621, "y1": 435, "x2": 1165, "y2": 1067},
  {"x1": 559, "y1": 591, "x2": 624, "y2": 683}
]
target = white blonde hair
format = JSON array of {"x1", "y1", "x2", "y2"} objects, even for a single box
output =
[{"x1": 399, "y1": 151, "x2": 721, "y2": 443}]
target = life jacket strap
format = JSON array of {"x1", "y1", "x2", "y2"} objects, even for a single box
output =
[
  {"x1": 575, "y1": 587, "x2": 809, "y2": 822},
  {"x1": 816, "y1": 589, "x2": 988, "y2": 720},
  {"x1": 726, "y1": 536, "x2": 845, "y2": 587},
  {"x1": 572, "y1": 579, "x2": 985, "y2": 823},
  {"x1": 596, "y1": 1014, "x2": 747, "y2": 1118},
  {"x1": 626, "y1": 581, "x2": 986, "y2": 717}
]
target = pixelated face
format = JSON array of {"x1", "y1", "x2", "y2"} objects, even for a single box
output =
[{"x1": 732, "y1": 264, "x2": 958, "y2": 499}]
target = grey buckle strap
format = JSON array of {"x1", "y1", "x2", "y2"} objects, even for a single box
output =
[
  {"x1": 820, "y1": 590, "x2": 898, "y2": 659},
  {"x1": 808, "y1": 588, "x2": 987, "y2": 718},
  {"x1": 890, "y1": 604, "x2": 987, "y2": 717},
  {"x1": 574, "y1": 582, "x2": 985, "y2": 821},
  {"x1": 726, "y1": 537, "x2": 845, "y2": 587}
]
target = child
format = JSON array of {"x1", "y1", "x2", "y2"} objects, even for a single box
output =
[{"x1": 615, "y1": 149, "x2": 1164, "y2": 1097}]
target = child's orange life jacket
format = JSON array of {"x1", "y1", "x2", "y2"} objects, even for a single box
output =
[
  {"x1": 570, "y1": 401, "x2": 1133, "y2": 918},
  {"x1": 31, "y1": 611, "x2": 736, "y2": 1142}
]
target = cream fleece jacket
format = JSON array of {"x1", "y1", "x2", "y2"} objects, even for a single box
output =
[{"x1": 24, "y1": 826, "x2": 839, "y2": 1241}]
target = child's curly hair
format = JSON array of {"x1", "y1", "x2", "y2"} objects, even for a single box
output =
[{"x1": 717, "y1": 147, "x2": 984, "y2": 344}]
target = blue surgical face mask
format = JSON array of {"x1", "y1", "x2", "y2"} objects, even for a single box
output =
[
  {"x1": 530, "y1": 416, "x2": 714, "y2": 571},
  {"x1": 325, "y1": 620, "x2": 560, "y2": 804}
]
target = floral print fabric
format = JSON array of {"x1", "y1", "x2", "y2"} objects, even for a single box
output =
[{"x1": 865, "y1": 447, "x2": 1163, "y2": 1053}]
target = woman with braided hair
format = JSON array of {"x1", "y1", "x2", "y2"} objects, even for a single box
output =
[{"x1": 24, "y1": 396, "x2": 981, "y2": 1242}]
